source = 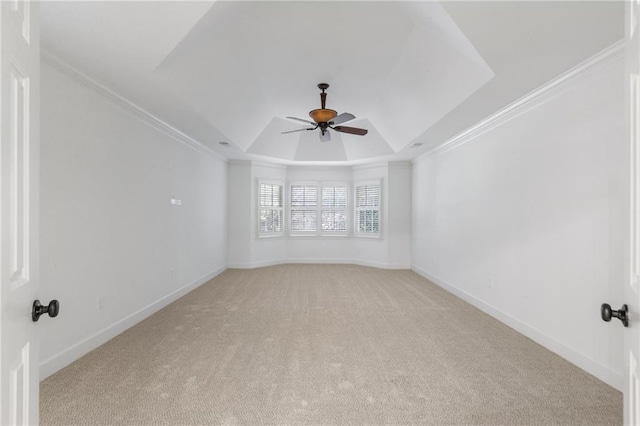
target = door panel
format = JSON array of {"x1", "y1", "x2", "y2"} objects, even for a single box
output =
[
  {"x1": 0, "y1": 1, "x2": 40, "y2": 424},
  {"x1": 627, "y1": 1, "x2": 640, "y2": 425},
  {"x1": 8, "y1": 64, "x2": 30, "y2": 289}
]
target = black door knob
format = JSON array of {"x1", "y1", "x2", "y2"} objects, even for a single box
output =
[
  {"x1": 601, "y1": 303, "x2": 629, "y2": 327},
  {"x1": 32, "y1": 299, "x2": 60, "y2": 322}
]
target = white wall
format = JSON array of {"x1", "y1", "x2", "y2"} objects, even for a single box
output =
[
  {"x1": 228, "y1": 161, "x2": 254, "y2": 267},
  {"x1": 39, "y1": 63, "x2": 228, "y2": 378},
  {"x1": 228, "y1": 162, "x2": 412, "y2": 269},
  {"x1": 387, "y1": 162, "x2": 412, "y2": 268},
  {"x1": 412, "y1": 57, "x2": 625, "y2": 389}
]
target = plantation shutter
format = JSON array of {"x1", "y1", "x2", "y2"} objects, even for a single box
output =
[
  {"x1": 259, "y1": 182, "x2": 283, "y2": 235},
  {"x1": 355, "y1": 183, "x2": 380, "y2": 235},
  {"x1": 290, "y1": 185, "x2": 318, "y2": 232},
  {"x1": 321, "y1": 186, "x2": 348, "y2": 232}
]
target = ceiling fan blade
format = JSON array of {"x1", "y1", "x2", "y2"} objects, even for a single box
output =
[
  {"x1": 333, "y1": 125, "x2": 368, "y2": 136},
  {"x1": 329, "y1": 112, "x2": 355, "y2": 125},
  {"x1": 282, "y1": 127, "x2": 314, "y2": 134},
  {"x1": 286, "y1": 116, "x2": 316, "y2": 126},
  {"x1": 319, "y1": 130, "x2": 331, "y2": 142}
]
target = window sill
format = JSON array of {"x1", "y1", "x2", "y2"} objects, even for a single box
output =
[
  {"x1": 354, "y1": 234, "x2": 382, "y2": 239},
  {"x1": 257, "y1": 234, "x2": 285, "y2": 240},
  {"x1": 288, "y1": 233, "x2": 350, "y2": 239}
]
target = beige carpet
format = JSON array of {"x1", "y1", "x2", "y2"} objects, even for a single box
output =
[{"x1": 40, "y1": 264, "x2": 622, "y2": 425}]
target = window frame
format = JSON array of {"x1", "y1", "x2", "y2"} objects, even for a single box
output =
[
  {"x1": 320, "y1": 182, "x2": 349, "y2": 236},
  {"x1": 354, "y1": 180, "x2": 382, "y2": 238},
  {"x1": 288, "y1": 181, "x2": 350, "y2": 237},
  {"x1": 257, "y1": 179, "x2": 284, "y2": 238},
  {"x1": 289, "y1": 182, "x2": 319, "y2": 235}
]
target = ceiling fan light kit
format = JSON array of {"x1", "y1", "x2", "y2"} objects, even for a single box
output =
[
  {"x1": 309, "y1": 108, "x2": 337, "y2": 124},
  {"x1": 283, "y1": 83, "x2": 368, "y2": 142}
]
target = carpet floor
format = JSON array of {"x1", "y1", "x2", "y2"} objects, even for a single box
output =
[{"x1": 40, "y1": 264, "x2": 622, "y2": 425}]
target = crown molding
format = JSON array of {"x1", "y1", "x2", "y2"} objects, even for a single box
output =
[
  {"x1": 41, "y1": 50, "x2": 227, "y2": 162},
  {"x1": 414, "y1": 39, "x2": 625, "y2": 163},
  {"x1": 352, "y1": 162, "x2": 389, "y2": 171},
  {"x1": 252, "y1": 161, "x2": 287, "y2": 170},
  {"x1": 286, "y1": 165, "x2": 353, "y2": 172}
]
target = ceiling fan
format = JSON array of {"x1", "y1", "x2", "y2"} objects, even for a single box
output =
[{"x1": 282, "y1": 83, "x2": 368, "y2": 142}]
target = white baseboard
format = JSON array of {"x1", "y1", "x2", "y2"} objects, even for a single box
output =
[
  {"x1": 228, "y1": 259, "x2": 286, "y2": 269},
  {"x1": 351, "y1": 259, "x2": 411, "y2": 269},
  {"x1": 412, "y1": 265, "x2": 624, "y2": 391},
  {"x1": 229, "y1": 258, "x2": 411, "y2": 270},
  {"x1": 39, "y1": 266, "x2": 227, "y2": 380},
  {"x1": 286, "y1": 258, "x2": 356, "y2": 265}
]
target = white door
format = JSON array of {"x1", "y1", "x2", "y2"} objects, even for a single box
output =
[
  {"x1": 0, "y1": 1, "x2": 40, "y2": 425},
  {"x1": 628, "y1": 1, "x2": 640, "y2": 425}
]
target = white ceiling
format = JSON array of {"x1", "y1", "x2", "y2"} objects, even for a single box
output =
[{"x1": 40, "y1": 1, "x2": 624, "y2": 165}]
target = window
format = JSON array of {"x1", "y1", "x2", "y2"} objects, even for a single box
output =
[
  {"x1": 290, "y1": 184, "x2": 318, "y2": 232},
  {"x1": 290, "y1": 183, "x2": 349, "y2": 235},
  {"x1": 355, "y1": 182, "x2": 380, "y2": 236},
  {"x1": 259, "y1": 181, "x2": 283, "y2": 237},
  {"x1": 321, "y1": 186, "x2": 347, "y2": 232}
]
